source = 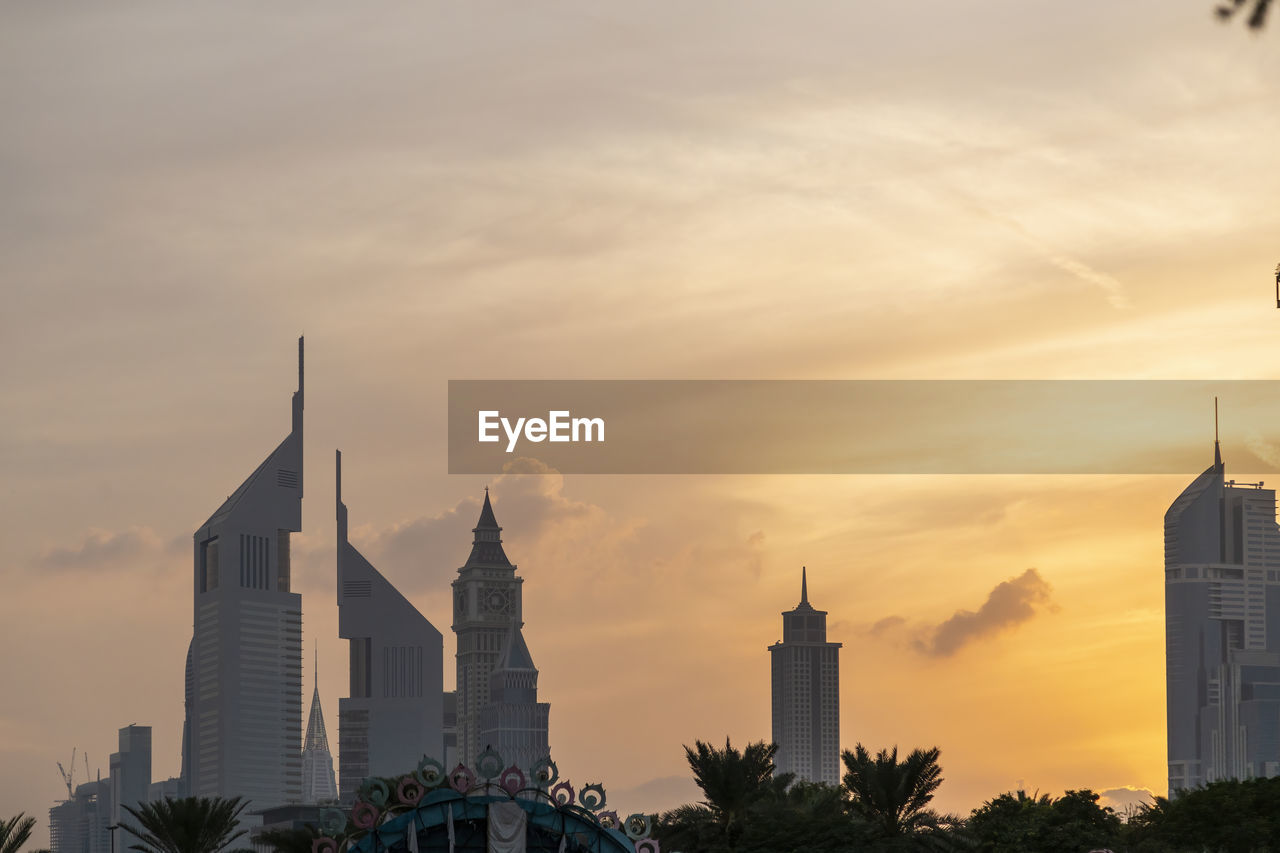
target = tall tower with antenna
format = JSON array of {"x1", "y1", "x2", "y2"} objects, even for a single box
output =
[
  {"x1": 1164, "y1": 401, "x2": 1280, "y2": 791},
  {"x1": 769, "y1": 568, "x2": 842, "y2": 786}
]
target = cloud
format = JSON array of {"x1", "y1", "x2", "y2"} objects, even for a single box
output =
[
  {"x1": 1245, "y1": 431, "x2": 1280, "y2": 468},
  {"x1": 609, "y1": 774, "x2": 702, "y2": 815},
  {"x1": 1045, "y1": 254, "x2": 1129, "y2": 310},
  {"x1": 36, "y1": 526, "x2": 168, "y2": 571},
  {"x1": 917, "y1": 569, "x2": 1055, "y2": 657},
  {"x1": 1098, "y1": 786, "x2": 1155, "y2": 815},
  {"x1": 863, "y1": 569, "x2": 1055, "y2": 657}
]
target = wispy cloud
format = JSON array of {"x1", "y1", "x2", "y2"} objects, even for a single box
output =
[{"x1": 36, "y1": 526, "x2": 169, "y2": 571}]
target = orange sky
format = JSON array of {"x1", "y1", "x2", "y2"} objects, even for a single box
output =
[{"x1": 3, "y1": 2, "x2": 1280, "y2": 845}]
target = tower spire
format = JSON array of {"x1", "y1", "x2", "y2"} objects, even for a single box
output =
[
  {"x1": 1215, "y1": 396, "x2": 1223, "y2": 470},
  {"x1": 801, "y1": 566, "x2": 809, "y2": 606},
  {"x1": 475, "y1": 488, "x2": 500, "y2": 534}
]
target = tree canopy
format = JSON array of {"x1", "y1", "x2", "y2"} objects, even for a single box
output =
[{"x1": 121, "y1": 797, "x2": 250, "y2": 853}]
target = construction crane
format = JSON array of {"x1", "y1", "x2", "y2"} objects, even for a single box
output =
[{"x1": 56, "y1": 747, "x2": 77, "y2": 799}]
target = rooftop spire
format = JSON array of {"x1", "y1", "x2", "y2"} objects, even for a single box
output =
[
  {"x1": 464, "y1": 488, "x2": 512, "y2": 568},
  {"x1": 1214, "y1": 396, "x2": 1223, "y2": 471},
  {"x1": 304, "y1": 658, "x2": 330, "y2": 753},
  {"x1": 475, "y1": 488, "x2": 500, "y2": 533},
  {"x1": 801, "y1": 566, "x2": 809, "y2": 606}
]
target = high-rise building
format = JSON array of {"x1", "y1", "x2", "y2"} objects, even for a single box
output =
[
  {"x1": 336, "y1": 450, "x2": 444, "y2": 801},
  {"x1": 1165, "y1": 433, "x2": 1280, "y2": 792},
  {"x1": 49, "y1": 779, "x2": 109, "y2": 853},
  {"x1": 769, "y1": 567, "x2": 841, "y2": 786},
  {"x1": 453, "y1": 490, "x2": 549, "y2": 767},
  {"x1": 478, "y1": 625, "x2": 550, "y2": 770},
  {"x1": 109, "y1": 725, "x2": 151, "y2": 825},
  {"x1": 182, "y1": 339, "x2": 305, "y2": 808},
  {"x1": 301, "y1": 656, "x2": 338, "y2": 803}
]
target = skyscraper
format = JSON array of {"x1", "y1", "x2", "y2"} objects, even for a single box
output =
[
  {"x1": 301, "y1": 656, "x2": 338, "y2": 803},
  {"x1": 182, "y1": 339, "x2": 305, "y2": 808},
  {"x1": 109, "y1": 725, "x2": 151, "y2": 825},
  {"x1": 453, "y1": 490, "x2": 548, "y2": 767},
  {"x1": 769, "y1": 568, "x2": 841, "y2": 786},
  {"x1": 336, "y1": 450, "x2": 444, "y2": 801},
  {"x1": 1165, "y1": 430, "x2": 1280, "y2": 792}
]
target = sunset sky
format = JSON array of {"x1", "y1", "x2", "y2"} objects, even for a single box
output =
[{"x1": 4, "y1": 2, "x2": 1280, "y2": 844}]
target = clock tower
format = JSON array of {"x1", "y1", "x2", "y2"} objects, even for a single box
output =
[{"x1": 452, "y1": 488, "x2": 525, "y2": 765}]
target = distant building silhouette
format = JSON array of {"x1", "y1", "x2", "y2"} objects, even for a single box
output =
[
  {"x1": 769, "y1": 568, "x2": 841, "y2": 786},
  {"x1": 1165, "y1": 432, "x2": 1280, "y2": 792},
  {"x1": 182, "y1": 339, "x2": 305, "y2": 809},
  {"x1": 301, "y1": 656, "x2": 338, "y2": 803},
  {"x1": 109, "y1": 725, "x2": 151, "y2": 824},
  {"x1": 49, "y1": 778, "x2": 109, "y2": 853},
  {"x1": 53, "y1": 726, "x2": 150, "y2": 853},
  {"x1": 336, "y1": 450, "x2": 444, "y2": 802},
  {"x1": 453, "y1": 491, "x2": 550, "y2": 767}
]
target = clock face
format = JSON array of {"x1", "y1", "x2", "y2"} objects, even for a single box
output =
[
  {"x1": 455, "y1": 590, "x2": 466, "y2": 618},
  {"x1": 483, "y1": 588, "x2": 510, "y2": 615}
]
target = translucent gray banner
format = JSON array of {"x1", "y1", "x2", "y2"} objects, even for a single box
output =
[{"x1": 447, "y1": 380, "x2": 1280, "y2": 474}]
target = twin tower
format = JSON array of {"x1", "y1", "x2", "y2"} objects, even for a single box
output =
[{"x1": 181, "y1": 339, "x2": 549, "y2": 809}]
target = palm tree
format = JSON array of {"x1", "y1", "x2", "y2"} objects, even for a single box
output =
[
  {"x1": 121, "y1": 797, "x2": 249, "y2": 853},
  {"x1": 841, "y1": 744, "x2": 944, "y2": 839},
  {"x1": 685, "y1": 738, "x2": 791, "y2": 832},
  {"x1": 1, "y1": 814, "x2": 36, "y2": 853},
  {"x1": 656, "y1": 739, "x2": 793, "y2": 853}
]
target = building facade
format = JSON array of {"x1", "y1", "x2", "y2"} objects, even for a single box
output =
[
  {"x1": 336, "y1": 450, "x2": 444, "y2": 802},
  {"x1": 453, "y1": 491, "x2": 549, "y2": 768},
  {"x1": 49, "y1": 780, "x2": 109, "y2": 853},
  {"x1": 1165, "y1": 438, "x2": 1280, "y2": 792},
  {"x1": 181, "y1": 339, "x2": 305, "y2": 808},
  {"x1": 769, "y1": 568, "x2": 841, "y2": 786},
  {"x1": 477, "y1": 625, "x2": 550, "y2": 770}
]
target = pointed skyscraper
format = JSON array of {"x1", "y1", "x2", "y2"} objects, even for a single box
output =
[
  {"x1": 302, "y1": 654, "x2": 338, "y2": 803},
  {"x1": 769, "y1": 568, "x2": 841, "y2": 786},
  {"x1": 1165, "y1": 408, "x2": 1280, "y2": 792},
  {"x1": 183, "y1": 338, "x2": 305, "y2": 808},
  {"x1": 336, "y1": 451, "x2": 443, "y2": 802}
]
